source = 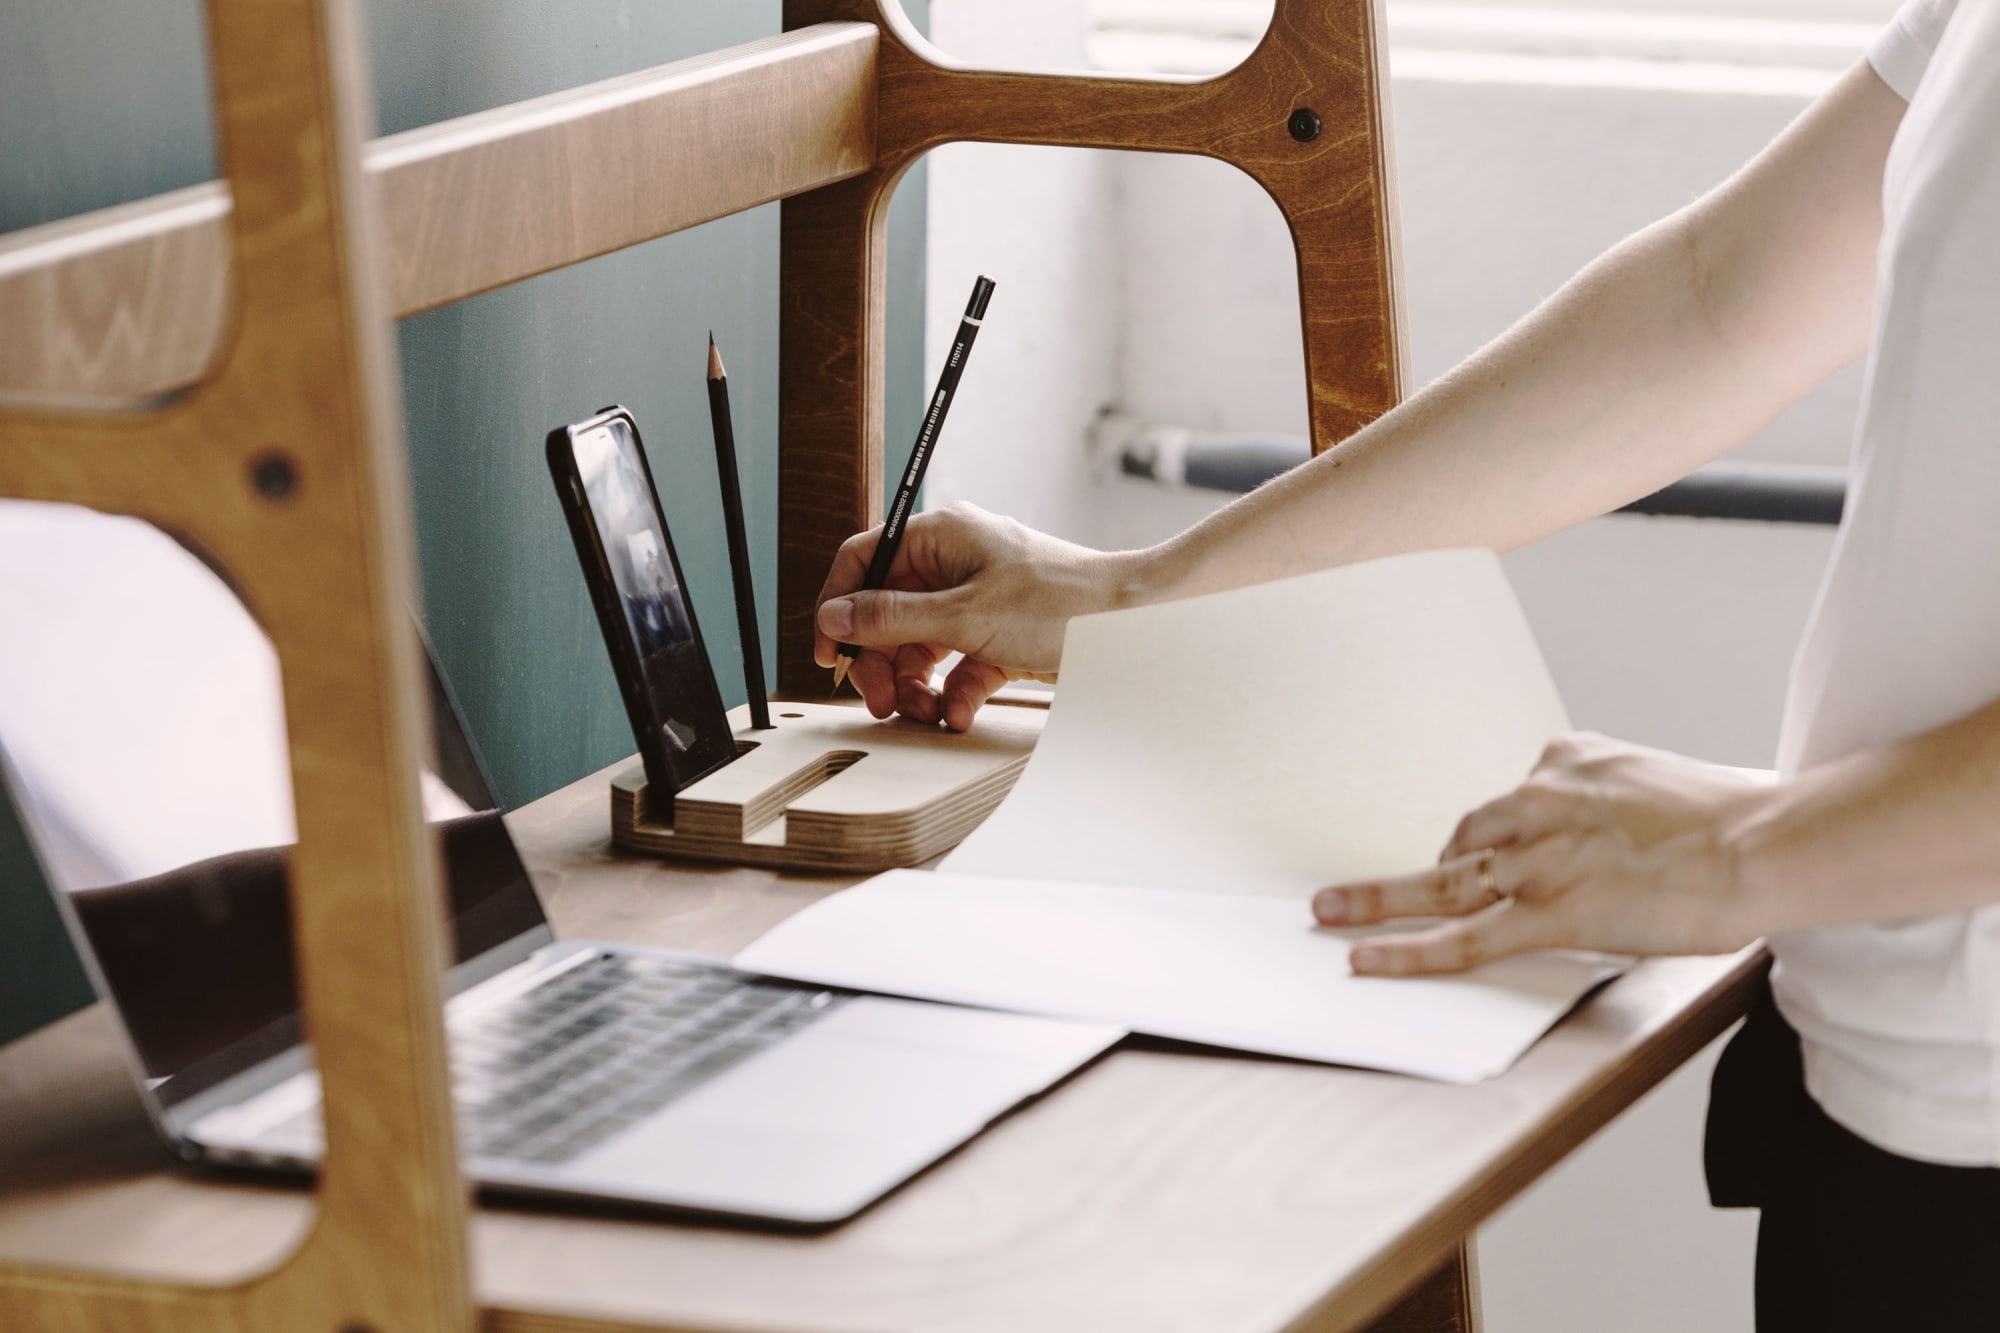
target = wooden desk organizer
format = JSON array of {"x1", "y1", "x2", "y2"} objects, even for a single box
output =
[
  {"x1": 0, "y1": 1, "x2": 1403, "y2": 1329},
  {"x1": 611, "y1": 700, "x2": 1047, "y2": 872}
]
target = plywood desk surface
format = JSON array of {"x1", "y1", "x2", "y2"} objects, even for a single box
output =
[{"x1": 0, "y1": 755, "x2": 1766, "y2": 1333}]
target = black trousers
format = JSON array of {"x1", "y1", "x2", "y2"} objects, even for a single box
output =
[{"x1": 1705, "y1": 978, "x2": 2000, "y2": 1332}]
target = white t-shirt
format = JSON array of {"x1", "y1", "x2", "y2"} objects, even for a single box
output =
[{"x1": 1771, "y1": 0, "x2": 2000, "y2": 1166}]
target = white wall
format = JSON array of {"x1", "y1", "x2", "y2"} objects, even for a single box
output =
[
  {"x1": 924, "y1": 3, "x2": 1887, "y2": 1329},
  {"x1": 1103, "y1": 46, "x2": 1869, "y2": 466},
  {"x1": 922, "y1": 0, "x2": 1122, "y2": 540}
]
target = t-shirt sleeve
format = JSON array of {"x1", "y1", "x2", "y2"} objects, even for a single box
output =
[{"x1": 1868, "y1": 0, "x2": 1957, "y2": 101}]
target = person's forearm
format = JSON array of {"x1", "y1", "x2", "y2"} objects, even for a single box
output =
[
  {"x1": 1146, "y1": 214, "x2": 1775, "y2": 597},
  {"x1": 1133, "y1": 62, "x2": 1898, "y2": 604},
  {"x1": 1727, "y1": 696, "x2": 2000, "y2": 937}
]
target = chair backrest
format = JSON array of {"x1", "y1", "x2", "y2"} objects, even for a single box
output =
[
  {"x1": 0, "y1": 3, "x2": 1400, "y2": 1326},
  {"x1": 773, "y1": 0, "x2": 1405, "y2": 687},
  {"x1": 0, "y1": 0, "x2": 472, "y2": 1328}
]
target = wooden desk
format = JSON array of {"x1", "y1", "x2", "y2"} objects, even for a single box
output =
[{"x1": 0, "y1": 759, "x2": 1765, "y2": 1333}]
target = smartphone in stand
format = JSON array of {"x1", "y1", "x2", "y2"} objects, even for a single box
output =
[{"x1": 547, "y1": 406, "x2": 737, "y2": 806}]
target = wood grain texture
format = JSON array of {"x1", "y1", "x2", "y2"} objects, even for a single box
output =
[
  {"x1": 0, "y1": 752, "x2": 1764, "y2": 1333},
  {"x1": 610, "y1": 700, "x2": 1045, "y2": 871},
  {"x1": 777, "y1": 170, "x2": 902, "y2": 685},
  {"x1": 0, "y1": 23, "x2": 878, "y2": 405},
  {"x1": 1357, "y1": 1243, "x2": 1480, "y2": 1333},
  {"x1": 377, "y1": 24, "x2": 875, "y2": 318},
  {"x1": 0, "y1": 0, "x2": 474, "y2": 1329},
  {"x1": 775, "y1": 0, "x2": 1404, "y2": 688},
  {"x1": 3, "y1": 0, "x2": 1404, "y2": 699},
  {"x1": 0, "y1": 184, "x2": 233, "y2": 410}
]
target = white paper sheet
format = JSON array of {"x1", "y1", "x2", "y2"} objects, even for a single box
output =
[
  {"x1": 734, "y1": 871, "x2": 1614, "y2": 1084},
  {"x1": 736, "y1": 549, "x2": 1606, "y2": 1083},
  {"x1": 944, "y1": 548, "x2": 1570, "y2": 897}
]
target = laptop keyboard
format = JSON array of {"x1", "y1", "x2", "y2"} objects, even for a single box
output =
[{"x1": 265, "y1": 953, "x2": 844, "y2": 1165}]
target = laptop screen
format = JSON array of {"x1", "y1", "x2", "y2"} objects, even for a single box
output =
[{"x1": 0, "y1": 501, "x2": 549, "y2": 1109}]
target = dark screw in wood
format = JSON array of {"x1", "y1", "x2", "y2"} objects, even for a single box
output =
[
  {"x1": 1288, "y1": 107, "x2": 1321, "y2": 142},
  {"x1": 251, "y1": 451, "x2": 299, "y2": 501}
]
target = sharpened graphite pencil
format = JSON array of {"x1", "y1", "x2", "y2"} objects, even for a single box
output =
[
  {"x1": 707, "y1": 333, "x2": 772, "y2": 730},
  {"x1": 832, "y1": 274, "x2": 996, "y2": 693}
]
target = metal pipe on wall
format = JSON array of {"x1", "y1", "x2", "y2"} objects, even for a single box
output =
[{"x1": 1097, "y1": 414, "x2": 1845, "y2": 526}]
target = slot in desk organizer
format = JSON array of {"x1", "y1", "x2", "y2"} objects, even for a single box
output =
[{"x1": 611, "y1": 700, "x2": 1046, "y2": 872}]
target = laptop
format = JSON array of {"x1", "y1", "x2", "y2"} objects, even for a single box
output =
[{"x1": 0, "y1": 501, "x2": 1120, "y2": 1227}]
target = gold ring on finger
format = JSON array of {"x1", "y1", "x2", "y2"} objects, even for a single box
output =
[{"x1": 1476, "y1": 847, "x2": 1503, "y2": 905}]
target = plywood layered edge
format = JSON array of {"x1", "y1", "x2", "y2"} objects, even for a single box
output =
[
  {"x1": 608, "y1": 700, "x2": 1045, "y2": 872},
  {"x1": 0, "y1": 22, "x2": 879, "y2": 406}
]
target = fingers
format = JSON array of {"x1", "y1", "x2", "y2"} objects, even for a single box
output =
[
  {"x1": 818, "y1": 587, "x2": 964, "y2": 720},
  {"x1": 1441, "y1": 796, "x2": 1522, "y2": 864},
  {"x1": 1440, "y1": 782, "x2": 1574, "y2": 864},
  {"x1": 836, "y1": 646, "x2": 1002, "y2": 730},
  {"x1": 813, "y1": 504, "x2": 1000, "y2": 668},
  {"x1": 817, "y1": 586, "x2": 966, "y2": 657},
  {"x1": 1435, "y1": 733, "x2": 1605, "y2": 862},
  {"x1": 847, "y1": 648, "x2": 900, "y2": 718},
  {"x1": 1348, "y1": 899, "x2": 1573, "y2": 976},
  {"x1": 938, "y1": 656, "x2": 1011, "y2": 732},
  {"x1": 814, "y1": 527, "x2": 883, "y2": 668},
  {"x1": 1318, "y1": 842, "x2": 1523, "y2": 926},
  {"x1": 1332, "y1": 830, "x2": 1616, "y2": 974},
  {"x1": 893, "y1": 642, "x2": 943, "y2": 725}
]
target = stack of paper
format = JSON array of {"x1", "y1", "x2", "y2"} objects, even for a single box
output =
[{"x1": 736, "y1": 549, "x2": 1615, "y2": 1083}]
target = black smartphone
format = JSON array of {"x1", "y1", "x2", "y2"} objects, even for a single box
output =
[{"x1": 547, "y1": 406, "x2": 736, "y2": 801}]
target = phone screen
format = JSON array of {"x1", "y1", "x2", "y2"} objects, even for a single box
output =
[{"x1": 567, "y1": 415, "x2": 735, "y2": 791}]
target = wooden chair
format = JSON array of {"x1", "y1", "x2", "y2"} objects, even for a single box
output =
[{"x1": 0, "y1": 1, "x2": 1403, "y2": 1327}]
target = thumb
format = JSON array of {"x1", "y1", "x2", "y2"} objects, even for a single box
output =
[{"x1": 820, "y1": 587, "x2": 962, "y2": 649}]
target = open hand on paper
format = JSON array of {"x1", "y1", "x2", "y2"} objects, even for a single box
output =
[
  {"x1": 1313, "y1": 733, "x2": 1775, "y2": 975},
  {"x1": 813, "y1": 502, "x2": 1141, "y2": 731}
]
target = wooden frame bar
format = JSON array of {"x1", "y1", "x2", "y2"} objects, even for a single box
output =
[
  {"x1": 0, "y1": 0, "x2": 473, "y2": 1328},
  {"x1": 775, "y1": 0, "x2": 1405, "y2": 688},
  {"x1": 0, "y1": 2, "x2": 1404, "y2": 689},
  {"x1": 0, "y1": 23, "x2": 878, "y2": 405}
]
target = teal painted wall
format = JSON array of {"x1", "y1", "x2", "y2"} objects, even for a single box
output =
[{"x1": 0, "y1": 0, "x2": 928, "y2": 1048}]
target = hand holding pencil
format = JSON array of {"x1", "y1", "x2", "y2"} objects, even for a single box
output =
[
  {"x1": 828, "y1": 275, "x2": 994, "y2": 695},
  {"x1": 812, "y1": 500, "x2": 1141, "y2": 732},
  {"x1": 812, "y1": 272, "x2": 1148, "y2": 730}
]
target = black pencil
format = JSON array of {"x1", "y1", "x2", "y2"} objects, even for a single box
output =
[
  {"x1": 832, "y1": 274, "x2": 995, "y2": 693},
  {"x1": 706, "y1": 333, "x2": 771, "y2": 730}
]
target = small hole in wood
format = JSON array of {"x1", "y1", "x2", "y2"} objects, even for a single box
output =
[{"x1": 251, "y1": 451, "x2": 299, "y2": 501}]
